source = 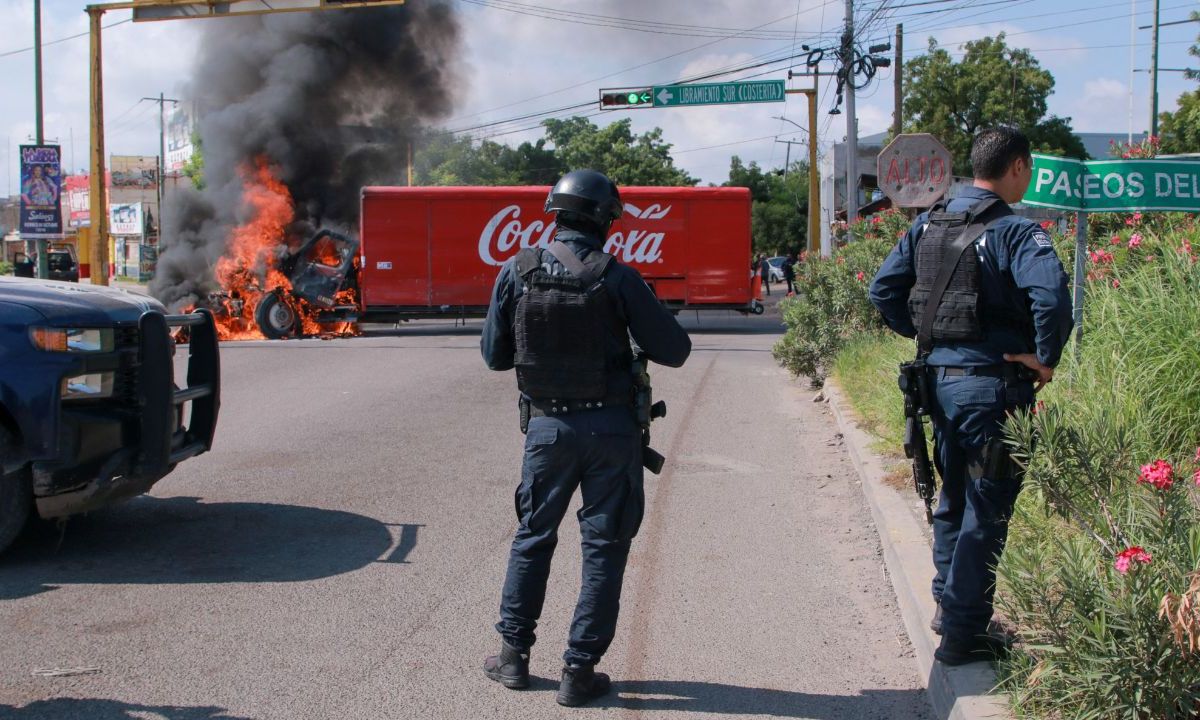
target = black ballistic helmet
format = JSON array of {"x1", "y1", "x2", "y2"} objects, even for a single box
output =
[{"x1": 544, "y1": 169, "x2": 623, "y2": 231}]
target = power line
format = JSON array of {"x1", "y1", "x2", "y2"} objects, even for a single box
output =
[{"x1": 0, "y1": 18, "x2": 132, "y2": 59}]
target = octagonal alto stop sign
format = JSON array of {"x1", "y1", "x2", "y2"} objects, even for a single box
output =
[{"x1": 877, "y1": 133, "x2": 952, "y2": 207}]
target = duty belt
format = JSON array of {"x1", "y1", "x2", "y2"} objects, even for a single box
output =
[
  {"x1": 528, "y1": 395, "x2": 630, "y2": 418},
  {"x1": 933, "y1": 363, "x2": 1037, "y2": 405}
]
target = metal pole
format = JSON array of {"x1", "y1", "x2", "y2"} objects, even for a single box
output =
[
  {"x1": 88, "y1": 6, "x2": 110, "y2": 286},
  {"x1": 1072, "y1": 211, "x2": 1088, "y2": 353},
  {"x1": 1129, "y1": 0, "x2": 1135, "y2": 143},
  {"x1": 893, "y1": 23, "x2": 903, "y2": 139},
  {"x1": 34, "y1": 0, "x2": 50, "y2": 279},
  {"x1": 844, "y1": 0, "x2": 858, "y2": 236},
  {"x1": 783, "y1": 140, "x2": 792, "y2": 176},
  {"x1": 807, "y1": 87, "x2": 820, "y2": 256},
  {"x1": 1149, "y1": 0, "x2": 1160, "y2": 137},
  {"x1": 407, "y1": 141, "x2": 413, "y2": 186},
  {"x1": 158, "y1": 92, "x2": 165, "y2": 239}
]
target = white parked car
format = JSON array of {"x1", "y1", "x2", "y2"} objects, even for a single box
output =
[{"x1": 766, "y1": 256, "x2": 787, "y2": 283}]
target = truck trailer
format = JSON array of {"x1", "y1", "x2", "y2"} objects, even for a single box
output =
[{"x1": 254, "y1": 185, "x2": 758, "y2": 338}]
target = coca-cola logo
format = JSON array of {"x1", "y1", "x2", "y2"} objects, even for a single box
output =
[{"x1": 478, "y1": 203, "x2": 669, "y2": 266}]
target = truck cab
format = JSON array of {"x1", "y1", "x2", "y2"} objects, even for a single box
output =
[{"x1": 0, "y1": 277, "x2": 220, "y2": 553}]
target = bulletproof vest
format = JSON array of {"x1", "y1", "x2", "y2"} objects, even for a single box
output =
[
  {"x1": 907, "y1": 199, "x2": 1013, "y2": 344},
  {"x1": 512, "y1": 244, "x2": 627, "y2": 401}
]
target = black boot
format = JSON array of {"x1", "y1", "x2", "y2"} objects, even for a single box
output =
[
  {"x1": 934, "y1": 632, "x2": 1012, "y2": 666},
  {"x1": 483, "y1": 641, "x2": 529, "y2": 689},
  {"x1": 556, "y1": 664, "x2": 611, "y2": 707},
  {"x1": 930, "y1": 604, "x2": 943, "y2": 635}
]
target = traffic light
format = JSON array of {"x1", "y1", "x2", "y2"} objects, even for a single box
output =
[{"x1": 599, "y1": 89, "x2": 653, "y2": 109}]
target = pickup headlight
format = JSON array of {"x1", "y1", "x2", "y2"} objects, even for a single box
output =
[
  {"x1": 62, "y1": 372, "x2": 116, "y2": 400},
  {"x1": 30, "y1": 327, "x2": 115, "y2": 353}
]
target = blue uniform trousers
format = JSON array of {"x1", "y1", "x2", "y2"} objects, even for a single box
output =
[
  {"x1": 496, "y1": 406, "x2": 644, "y2": 667},
  {"x1": 928, "y1": 368, "x2": 1033, "y2": 639}
]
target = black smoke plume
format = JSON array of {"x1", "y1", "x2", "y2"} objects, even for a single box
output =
[{"x1": 151, "y1": 3, "x2": 460, "y2": 309}]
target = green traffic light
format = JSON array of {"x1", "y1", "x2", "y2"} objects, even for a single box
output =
[{"x1": 627, "y1": 92, "x2": 640, "y2": 104}]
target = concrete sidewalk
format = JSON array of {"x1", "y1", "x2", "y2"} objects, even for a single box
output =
[{"x1": 824, "y1": 379, "x2": 1012, "y2": 720}]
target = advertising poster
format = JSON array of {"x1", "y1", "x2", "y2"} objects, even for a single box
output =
[
  {"x1": 111, "y1": 155, "x2": 158, "y2": 189},
  {"x1": 19, "y1": 144, "x2": 63, "y2": 238},
  {"x1": 166, "y1": 103, "x2": 195, "y2": 173},
  {"x1": 110, "y1": 202, "x2": 144, "y2": 237},
  {"x1": 64, "y1": 175, "x2": 91, "y2": 227}
]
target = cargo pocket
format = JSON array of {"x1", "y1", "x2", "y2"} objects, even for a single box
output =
[
  {"x1": 951, "y1": 380, "x2": 1004, "y2": 448},
  {"x1": 974, "y1": 475, "x2": 1021, "y2": 525},
  {"x1": 515, "y1": 427, "x2": 558, "y2": 525}
]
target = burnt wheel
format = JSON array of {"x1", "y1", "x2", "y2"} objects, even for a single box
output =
[
  {"x1": 0, "y1": 426, "x2": 32, "y2": 555},
  {"x1": 255, "y1": 292, "x2": 299, "y2": 340}
]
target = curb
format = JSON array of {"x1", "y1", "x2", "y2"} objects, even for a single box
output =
[{"x1": 824, "y1": 379, "x2": 1011, "y2": 720}]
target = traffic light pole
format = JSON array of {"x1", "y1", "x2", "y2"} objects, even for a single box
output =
[
  {"x1": 843, "y1": 0, "x2": 859, "y2": 236},
  {"x1": 88, "y1": 5, "x2": 110, "y2": 286}
]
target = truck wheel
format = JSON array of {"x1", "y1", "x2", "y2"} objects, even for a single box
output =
[
  {"x1": 255, "y1": 292, "x2": 299, "y2": 340},
  {"x1": 0, "y1": 428, "x2": 32, "y2": 554}
]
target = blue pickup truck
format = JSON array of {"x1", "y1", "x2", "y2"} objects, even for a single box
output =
[{"x1": 0, "y1": 277, "x2": 220, "y2": 553}]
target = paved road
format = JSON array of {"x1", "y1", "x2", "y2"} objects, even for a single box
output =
[{"x1": 0, "y1": 312, "x2": 932, "y2": 720}]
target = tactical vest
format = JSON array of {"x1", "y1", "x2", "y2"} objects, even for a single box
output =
[
  {"x1": 907, "y1": 199, "x2": 1014, "y2": 344},
  {"x1": 512, "y1": 244, "x2": 628, "y2": 401}
]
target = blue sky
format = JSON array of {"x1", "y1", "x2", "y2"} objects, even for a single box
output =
[{"x1": 0, "y1": 0, "x2": 1196, "y2": 193}]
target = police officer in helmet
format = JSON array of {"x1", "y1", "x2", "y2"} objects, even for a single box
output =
[
  {"x1": 869, "y1": 128, "x2": 1073, "y2": 665},
  {"x1": 481, "y1": 169, "x2": 691, "y2": 705}
]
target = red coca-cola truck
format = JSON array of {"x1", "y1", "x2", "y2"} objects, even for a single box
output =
[{"x1": 253, "y1": 186, "x2": 759, "y2": 337}]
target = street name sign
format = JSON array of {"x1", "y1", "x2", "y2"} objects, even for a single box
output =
[
  {"x1": 1023, "y1": 154, "x2": 1200, "y2": 212},
  {"x1": 877, "y1": 133, "x2": 953, "y2": 207},
  {"x1": 651, "y1": 80, "x2": 786, "y2": 108}
]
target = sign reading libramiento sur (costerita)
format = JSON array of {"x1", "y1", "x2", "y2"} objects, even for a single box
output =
[{"x1": 1023, "y1": 153, "x2": 1200, "y2": 213}]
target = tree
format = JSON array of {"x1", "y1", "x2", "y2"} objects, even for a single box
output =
[
  {"x1": 902, "y1": 34, "x2": 1088, "y2": 174},
  {"x1": 541, "y1": 117, "x2": 698, "y2": 186},
  {"x1": 414, "y1": 134, "x2": 566, "y2": 186},
  {"x1": 183, "y1": 132, "x2": 205, "y2": 190},
  {"x1": 723, "y1": 156, "x2": 810, "y2": 255},
  {"x1": 1158, "y1": 14, "x2": 1200, "y2": 155}
]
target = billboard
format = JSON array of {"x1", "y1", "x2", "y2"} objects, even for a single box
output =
[
  {"x1": 19, "y1": 144, "x2": 63, "y2": 237},
  {"x1": 110, "y1": 202, "x2": 144, "y2": 237},
  {"x1": 166, "y1": 103, "x2": 195, "y2": 173},
  {"x1": 111, "y1": 155, "x2": 159, "y2": 189}
]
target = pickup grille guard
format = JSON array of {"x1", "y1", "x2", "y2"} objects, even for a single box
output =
[{"x1": 134, "y1": 308, "x2": 221, "y2": 480}]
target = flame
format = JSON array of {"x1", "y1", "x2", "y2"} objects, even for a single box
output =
[{"x1": 203, "y1": 158, "x2": 358, "y2": 341}]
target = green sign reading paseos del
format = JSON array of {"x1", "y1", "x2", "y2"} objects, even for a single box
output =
[{"x1": 1023, "y1": 153, "x2": 1200, "y2": 212}]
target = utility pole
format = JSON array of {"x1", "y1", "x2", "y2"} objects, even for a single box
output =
[
  {"x1": 1149, "y1": 0, "x2": 1161, "y2": 137},
  {"x1": 143, "y1": 93, "x2": 179, "y2": 241},
  {"x1": 33, "y1": 0, "x2": 50, "y2": 279},
  {"x1": 893, "y1": 23, "x2": 903, "y2": 139},
  {"x1": 843, "y1": 0, "x2": 859, "y2": 235},
  {"x1": 88, "y1": 5, "x2": 110, "y2": 286},
  {"x1": 776, "y1": 139, "x2": 804, "y2": 176}
]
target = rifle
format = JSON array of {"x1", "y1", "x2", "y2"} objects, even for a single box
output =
[
  {"x1": 631, "y1": 354, "x2": 667, "y2": 474},
  {"x1": 898, "y1": 358, "x2": 937, "y2": 524}
]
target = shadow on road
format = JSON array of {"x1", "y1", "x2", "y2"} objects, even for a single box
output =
[
  {"x1": 0, "y1": 496, "x2": 398, "y2": 601},
  {"x1": 0, "y1": 698, "x2": 253, "y2": 719},
  {"x1": 596, "y1": 679, "x2": 930, "y2": 718}
]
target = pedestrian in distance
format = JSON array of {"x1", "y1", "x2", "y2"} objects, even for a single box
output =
[
  {"x1": 759, "y1": 253, "x2": 772, "y2": 296},
  {"x1": 481, "y1": 169, "x2": 692, "y2": 706},
  {"x1": 868, "y1": 127, "x2": 1073, "y2": 666},
  {"x1": 782, "y1": 252, "x2": 797, "y2": 295}
]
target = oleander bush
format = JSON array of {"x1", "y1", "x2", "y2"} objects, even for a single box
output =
[
  {"x1": 772, "y1": 208, "x2": 907, "y2": 382},
  {"x1": 996, "y1": 223, "x2": 1200, "y2": 719}
]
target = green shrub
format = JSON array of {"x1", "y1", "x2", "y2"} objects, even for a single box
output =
[
  {"x1": 996, "y1": 228, "x2": 1200, "y2": 719},
  {"x1": 0, "y1": 261, "x2": 11, "y2": 276},
  {"x1": 773, "y1": 208, "x2": 905, "y2": 382}
]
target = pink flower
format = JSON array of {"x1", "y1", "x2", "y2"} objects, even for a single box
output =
[
  {"x1": 1112, "y1": 278, "x2": 1120, "y2": 289},
  {"x1": 871, "y1": 215, "x2": 883, "y2": 225},
  {"x1": 855, "y1": 271, "x2": 865, "y2": 282},
  {"x1": 1114, "y1": 546, "x2": 1152, "y2": 575},
  {"x1": 1089, "y1": 249, "x2": 1115, "y2": 265},
  {"x1": 1111, "y1": 234, "x2": 1122, "y2": 245},
  {"x1": 1040, "y1": 220, "x2": 1055, "y2": 231},
  {"x1": 1128, "y1": 233, "x2": 1142, "y2": 249},
  {"x1": 1138, "y1": 459, "x2": 1175, "y2": 490},
  {"x1": 1032, "y1": 400, "x2": 1046, "y2": 416},
  {"x1": 1194, "y1": 468, "x2": 1200, "y2": 487},
  {"x1": 1194, "y1": 446, "x2": 1200, "y2": 464}
]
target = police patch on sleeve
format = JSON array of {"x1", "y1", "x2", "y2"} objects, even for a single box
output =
[{"x1": 1031, "y1": 230, "x2": 1052, "y2": 248}]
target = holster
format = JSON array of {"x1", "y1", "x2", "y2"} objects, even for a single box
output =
[
  {"x1": 967, "y1": 436, "x2": 1016, "y2": 482},
  {"x1": 519, "y1": 397, "x2": 531, "y2": 435}
]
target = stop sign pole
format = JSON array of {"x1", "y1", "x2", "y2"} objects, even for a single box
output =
[{"x1": 877, "y1": 133, "x2": 953, "y2": 208}]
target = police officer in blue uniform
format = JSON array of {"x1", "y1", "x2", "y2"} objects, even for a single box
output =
[
  {"x1": 869, "y1": 128, "x2": 1074, "y2": 665},
  {"x1": 481, "y1": 169, "x2": 691, "y2": 705}
]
